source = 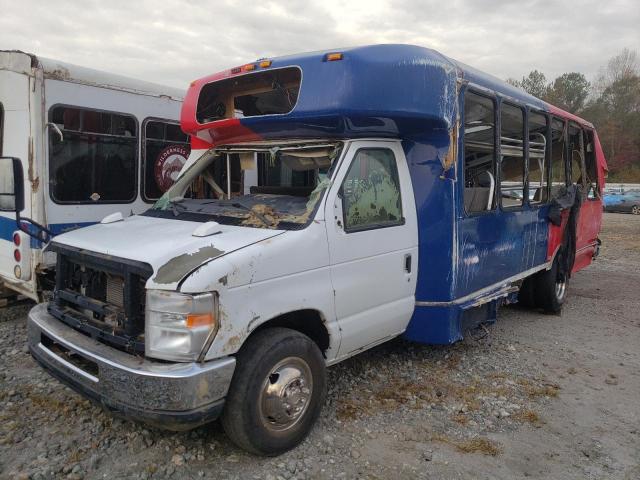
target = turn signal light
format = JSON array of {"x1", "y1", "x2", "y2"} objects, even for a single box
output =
[
  {"x1": 259, "y1": 60, "x2": 272, "y2": 68},
  {"x1": 14, "y1": 249, "x2": 21, "y2": 262},
  {"x1": 325, "y1": 52, "x2": 343, "y2": 62},
  {"x1": 186, "y1": 313, "x2": 214, "y2": 328},
  {"x1": 13, "y1": 232, "x2": 21, "y2": 246}
]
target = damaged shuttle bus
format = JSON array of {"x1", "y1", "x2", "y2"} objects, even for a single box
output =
[
  {"x1": 10, "y1": 45, "x2": 606, "y2": 455},
  {"x1": 0, "y1": 50, "x2": 186, "y2": 302}
]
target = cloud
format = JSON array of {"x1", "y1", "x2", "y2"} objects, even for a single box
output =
[{"x1": 0, "y1": 0, "x2": 637, "y2": 90}]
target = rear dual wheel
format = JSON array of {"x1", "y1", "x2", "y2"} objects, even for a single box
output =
[
  {"x1": 221, "y1": 327, "x2": 326, "y2": 456},
  {"x1": 518, "y1": 256, "x2": 567, "y2": 314}
]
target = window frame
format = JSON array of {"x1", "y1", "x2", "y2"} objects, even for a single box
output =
[
  {"x1": 339, "y1": 147, "x2": 405, "y2": 234},
  {"x1": 141, "y1": 117, "x2": 190, "y2": 203},
  {"x1": 47, "y1": 104, "x2": 140, "y2": 205},
  {"x1": 498, "y1": 100, "x2": 526, "y2": 211},
  {"x1": 526, "y1": 108, "x2": 551, "y2": 207},
  {"x1": 462, "y1": 87, "x2": 498, "y2": 217},
  {"x1": 582, "y1": 127, "x2": 601, "y2": 201}
]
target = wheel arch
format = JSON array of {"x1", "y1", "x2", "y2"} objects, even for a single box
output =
[{"x1": 247, "y1": 309, "x2": 332, "y2": 358}]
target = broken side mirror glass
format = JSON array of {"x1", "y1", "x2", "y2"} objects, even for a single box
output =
[
  {"x1": 0, "y1": 156, "x2": 53, "y2": 243},
  {"x1": 0, "y1": 157, "x2": 25, "y2": 213}
]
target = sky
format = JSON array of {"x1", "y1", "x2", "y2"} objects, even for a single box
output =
[{"x1": 0, "y1": 0, "x2": 638, "y2": 90}]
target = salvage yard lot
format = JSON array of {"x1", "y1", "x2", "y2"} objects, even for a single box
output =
[{"x1": 1, "y1": 213, "x2": 639, "y2": 480}]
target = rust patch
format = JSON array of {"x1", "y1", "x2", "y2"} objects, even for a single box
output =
[
  {"x1": 153, "y1": 245, "x2": 225, "y2": 284},
  {"x1": 45, "y1": 67, "x2": 72, "y2": 81},
  {"x1": 442, "y1": 124, "x2": 458, "y2": 171},
  {"x1": 218, "y1": 275, "x2": 228, "y2": 286},
  {"x1": 225, "y1": 334, "x2": 242, "y2": 351}
]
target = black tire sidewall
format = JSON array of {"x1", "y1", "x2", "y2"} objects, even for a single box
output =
[
  {"x1": 222, "y1": 328, "x2": 326, "y2": 455},
  {"x1": 537, "y1": 257, "x2": 567, "y2": 313}
]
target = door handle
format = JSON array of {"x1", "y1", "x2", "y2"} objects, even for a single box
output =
[{"x1": 404, "y1": 254, "x2": 412, "y2": 273}]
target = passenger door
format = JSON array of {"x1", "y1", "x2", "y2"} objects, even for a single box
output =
[
  {"x1": 324, "y1": 141, "x2": 418, "y2": 358},
  {"x1": 570, "y1": 126, "x2": 602, "y2": 272}
]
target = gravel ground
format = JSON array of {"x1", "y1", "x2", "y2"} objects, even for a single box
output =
[{"x1": 1, "y1": 213, "x2": 639, "y2": 480}]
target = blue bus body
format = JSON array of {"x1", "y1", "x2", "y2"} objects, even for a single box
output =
[{"x1": 182, "y1": 44, "x2": 605, "y2": 344}]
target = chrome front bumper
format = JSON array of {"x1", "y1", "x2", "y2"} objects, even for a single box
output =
[{"x1": 27, "y1": 303, "x2": 236, "y2": 430}]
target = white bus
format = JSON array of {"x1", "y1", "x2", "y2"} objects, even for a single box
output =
[{"x1": 0, "y1": 51, "x2": 187, "y2": 301}]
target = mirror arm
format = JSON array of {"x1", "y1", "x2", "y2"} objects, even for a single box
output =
[{"x1": 16, "y1": 214, "x2": 54, "y2": 244}]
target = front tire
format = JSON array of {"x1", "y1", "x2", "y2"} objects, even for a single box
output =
[{"x1": 221, "y1": 327, "x2": 326, "y2": 456}]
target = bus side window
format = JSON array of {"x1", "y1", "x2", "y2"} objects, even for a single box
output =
[
  {"x1": 500, "y1": 102, "x2": 525, "y2": 208},
  {"x1": 584, "y1": 129, "x2": 600, "y2": 200},
  {"x1": 463, "y1": 91, "x2": 496, "y2": 214},
  {"x1": 550, "y1": 117, "x2": 567, "y2": 199},
  {"x1": 568, "y1": 122, "x2": 585, "y2": 191},
  {"x1": 528, "y1": 110, "x2": 549, "y2": 204},
  {"x1": 142, "y1": 119, "x2": 191, "y2": 201},
  {"x1": 49, "y1": 106, "x2": 138, "y2": 204}
]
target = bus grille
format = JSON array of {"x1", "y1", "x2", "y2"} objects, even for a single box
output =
[{"x1": 46, "y1": 243, "x2": 152, "y2": 354}]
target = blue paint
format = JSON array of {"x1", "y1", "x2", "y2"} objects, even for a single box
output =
[
  {"x1": 235, "y1": 45, "x2": 458, "y2": 141},
  {"x1": 0, "y1": 215, "x2": 94, "y2": 248},
  {"x1": 235, "y1": 45, "x2": 557, "y2": 345}
]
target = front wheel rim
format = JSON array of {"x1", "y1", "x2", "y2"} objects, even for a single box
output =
[
  {"x1": 259, "y1": 357, "x2": 313, "y2": 432},
  {"x1": 632, "y1": 206, "x2": 640, "y2": 215},
  {"x1": 555, "y1": 276, "x2": 567, "y2": 301}
]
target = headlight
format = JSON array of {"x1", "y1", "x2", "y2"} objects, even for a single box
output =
[{"x1": 145, "y1": 290, "x2": 219, "y2": 362}]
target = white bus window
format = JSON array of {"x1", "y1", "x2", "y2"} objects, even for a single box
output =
[
  {"x1": 500, "y1": 103, "x2": 525, "y2": 208},
  {"x1": 142, "y1": 120, "x2": 190, "y2": 201},
  {"x1": 528, "y1": 110, "x2": 549, "y2": 204},
  {"x1": 463, "y1": 91, "x2": 496, "y2": 213},
  {"x1": 49, "y1": 106, "x2": 137, "y2": 203}
]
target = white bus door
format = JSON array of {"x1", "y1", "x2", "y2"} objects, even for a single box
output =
[{"x1": 324, "y1": 140, "x2": 418, "y2": 358}]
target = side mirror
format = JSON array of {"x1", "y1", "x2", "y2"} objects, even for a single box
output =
[{"x1": 0, "y1": 157, "x2": 25, "y2": 213}]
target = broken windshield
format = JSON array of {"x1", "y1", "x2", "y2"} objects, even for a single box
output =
[{"x1": 148, "y1": 142, "x2": 342, "y2": 229}]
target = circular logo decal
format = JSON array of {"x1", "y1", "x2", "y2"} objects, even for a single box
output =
[{"x1": 154, "y1": 145, "x2": 190, "y2": 192}]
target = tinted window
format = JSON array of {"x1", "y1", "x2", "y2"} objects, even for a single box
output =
[
  {"x1": 528, "y1": 110, "x2": 549, "y2": 204},
  {"x1": 142, "y1": 120, "x2": 190, "y2": 201},
  {"x1": 500, "y1": 103, "x2": 525, "y2": 207},
  {"x1": 340, "y1": 149, "x2": 403, "y2": 232},
  {"x1": 584, "y1": 130, "x2": 600, "y2": 199},
  {"x1": 550, "y1": 117, "x2": 567, "y2": 197},
  {"x1": 568, "y1": 122, "x2": 584, "y2": 187},
  {"x1": 49, "y1": 106, "x2": 137, "y2": 203},
  {"x1": 463, "y1": 91, "x2": 496, "y2": 213}
]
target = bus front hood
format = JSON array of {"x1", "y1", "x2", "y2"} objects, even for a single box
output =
[{"x1": 49, "y1": 214, "x2": 284, "y2": 290}]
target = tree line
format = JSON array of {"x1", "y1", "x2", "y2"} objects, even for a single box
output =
[{"x1": 506, "y1": 48, "x2": 640, "y2": 182}]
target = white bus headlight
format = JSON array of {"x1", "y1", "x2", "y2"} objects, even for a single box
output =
[{"x1": 145, "y1": 290, "x2": 219, "y2": 362}]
